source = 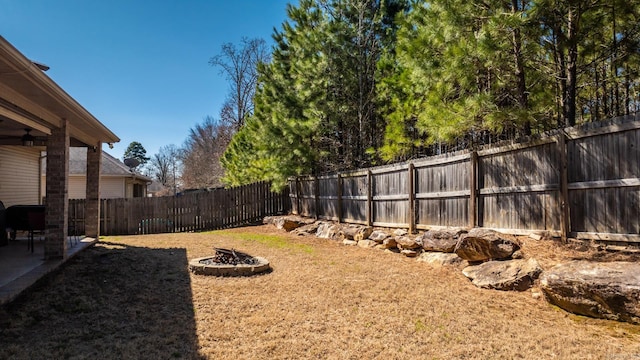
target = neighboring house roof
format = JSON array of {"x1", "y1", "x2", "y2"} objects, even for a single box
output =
[
  {"x1": 147, "y1": 180, "x2": 169, "y2": 193},
  {"x1": 147, "y1": 180, "x2": 164, "y2": 192},
  {"x1": 42, "y1": 148, "x2": 152, "y2": 181}
]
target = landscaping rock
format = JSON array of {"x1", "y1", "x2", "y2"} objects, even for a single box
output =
[
  {"x1": 292, "y1": 222, "x2": 320, "y2": 236},
  {"x1": 368, "y1": 230, "x2": 390, "y2": 243},
  {"x1": 343, "y1": 239, "x2": 358, "y2": 246},
  {"x1": 336, "y1": 225, "x2": 373, "y2": 241},
  {"x1": 275, "y1": 216, "x2": 314, "y2": 232},
  {"x1": 354, "y1": 227, "x2": 374, "y2": 241},
  {"x1": 381, "y1": 238, "x2": 397, "y2": 249},
  {"x1": 401, "y1": 249, "x2": 419, "y2": 257},
  {"x1": 454, "y1": 228, "x2": 520, "y2": 262},
  {"x1": 540, "y1": 261, "x2": 640, "y2": 324},
  {"x1": 316, "y1": 222, "x2": 340, "y2": 239},
  {"x1": 393, "y1": 229, "x2": 408, "y2": 237},
  {"x1": 531, "y1": 289, "x2": 543, "y2": 300},
  {"x1": 462, "y1": 258, "x2": 542, "y2": 291},
  {"x1": 396, "y1": 236, "x2": 421, "y2": 250},
  {"x1": 417, "y1": 252, "x2": 465, "y2": 267},
  {"x1": 275, "y1": 218, "x2": 301, "y2": 232},
  {"x1": 357, "y1": 240, "x2": 377, "y2": 248},
  {"x1": 263, "y1": 216, "x2": 275, "y2": 225},
  {"x1": 528, "y1": 233, "x2": 543, "y2": 241},
  {"x1": 418, "y1": 229, "x2": 467, "y2": 253}
]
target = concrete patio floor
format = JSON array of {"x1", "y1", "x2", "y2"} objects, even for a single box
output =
[{"x1": 0, "y1": 234, "x2": 97, "y2": 305}]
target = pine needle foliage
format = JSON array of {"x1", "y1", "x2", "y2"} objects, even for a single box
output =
[{"x1": 222, "y1": 0, "x2": 640, "y2": 184}]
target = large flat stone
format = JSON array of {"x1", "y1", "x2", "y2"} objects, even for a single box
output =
[
  {"x1": 316, "y1": 222, "x2": 340, "y2": 239},
  {"x1": 540, "y1": 261, "x2": 640, "y2": 324},
  {"x1": 417, "y1": 252, "x2": 465, "y2": 267},
  {"x1": 339, "y1": 226, "x2": 373, "y2": 241},
  {"x1": 381, "y1": 237, "x2": 397, "y2": 249},
  {"x1": 274, "y1": 216, "x2": 314, "y2": 232},
  {"x1": 292, "y1": 222, "x2": 320, "y2": 236},
  {"x1": 396, "y1": 236, "x2": 421, "y2": 250},
  {"x1": 462, "y1": 258, "x2": 542, "y2": 291},
  {"x1": 454, "y1": 228, "x2": 520, "y2": 262},
  {"x1": 418, "y1": 229, "x2": 466, "y2": 253},
  {"x1": 368, "y1": 230, "x2": 389, "y2": 243}
]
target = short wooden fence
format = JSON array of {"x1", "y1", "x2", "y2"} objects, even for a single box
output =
[
  {"x1": 68, "y1": 182, "x2": 290, "y2": 236},
  {"x1": 289, "y1": 114, "x2": 640, "y2": 244}
]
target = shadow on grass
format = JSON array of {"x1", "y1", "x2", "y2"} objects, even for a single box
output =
[{"x1": 0, "y1": 241, "x2": 205, "y2": 359}]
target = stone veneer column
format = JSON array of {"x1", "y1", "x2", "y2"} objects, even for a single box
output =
[
  {"x1": 85, "y1": 143, "x2": 102, "y2": 238},
  {"x1": 45, "y1": 120, "x2": 69, "y2": 259}
]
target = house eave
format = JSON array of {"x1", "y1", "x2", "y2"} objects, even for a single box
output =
[{"x1": 0, "y1": 36, "x2": 120, "y2": 146}]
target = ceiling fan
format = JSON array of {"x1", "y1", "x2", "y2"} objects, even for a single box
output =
[{"x1": 0, "y1": 128, "x2": 47, "y2": 146}]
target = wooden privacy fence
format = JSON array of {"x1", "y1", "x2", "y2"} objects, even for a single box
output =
[
  {"x1": 289, "y1": 114, "x2": 640, "y2": 244},
  {"x1": 68, "y1": 182, "x2": 290, "y2": 236}
]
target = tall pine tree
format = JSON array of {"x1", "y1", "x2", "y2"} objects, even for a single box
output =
[
  {"x1": 223, "y1": 0, "x2": 406, "y2": 188},
  {"x1": 378, "y1": 0, "x2": 552, "y2": 161}
]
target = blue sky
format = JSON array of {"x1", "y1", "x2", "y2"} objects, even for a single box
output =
[{"x1": 0, "y1": 0, "x2": 291, "y2": 160}]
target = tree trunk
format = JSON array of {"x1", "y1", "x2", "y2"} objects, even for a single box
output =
[
  {"x1": 511, "y1": 0, "x2": 528, "y2": 109},
  {"x1": 602, "y1": 61, "x2": 609, "y2": 117},
  {"x1": 594, "y1": 61, "x2": 600, "y2": 121},
  {"x1": 511, "y1": 0, "x2": 530, "y2": 134},
  {"x1": 611, "y1": 2, "x2": 620, "y2": 116},
  {"x1": 554, "y1": 29, "x2": 568, "y2": 127},
  {"x1": 625, "y1": 69, "x2": 631, "y2": 115},
  {"x1": 564, "y1": 7, "x2": 579, "y2": 127}
]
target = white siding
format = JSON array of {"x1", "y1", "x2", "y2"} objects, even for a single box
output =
[
  {"x1": 40, "y1": 176, "x2": 86, "y2": 199},
  {"x1": 67, "y1": 177, "x2": 125, "y2": 199},
  {"x1": 41, "y1": 175, "x2": 126, "y2": 199},
  {"x1": 40, "y1": 176, "x2": 88, "y2": 199},
  {"x1": 100, "y1": 177, "x2": 125, "y2": 199},
  {"x1": 0, "y1": 146, "x2": 42, "y2": 207},
  {"x1": 68, "y1": 177, "x2": 87, "y2": 199}
]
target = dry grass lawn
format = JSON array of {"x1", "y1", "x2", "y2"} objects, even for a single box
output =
[{"x1": 1, "y1": 225, "x2": 639, "y2": 359}]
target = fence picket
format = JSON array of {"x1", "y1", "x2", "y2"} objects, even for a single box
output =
[
  {"x1": 290, "y1": 116, "x2": 640, "y2": 244},
  {"x1": 67, "y1": 182, "x2": 289, "y2": 236}
]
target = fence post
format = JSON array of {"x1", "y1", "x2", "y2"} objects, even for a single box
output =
[
  {"x1": 337, "y1": 173, "x2": 343, "y2": 223},
  {"x1": 469, "y1": 151, "x2": 478, "y2": 228},
  {"x1": 100, "y1": 199, "x2": 106, "y2": 235},
  {"x1": 558, "y1": 134, "x2": 570, "y2": 243},
  {"x1": 367, "y1": 170, "x2": 373, "y2": 227},
  {"x1": 314, "y1": 176, "x2": 319, "y2": 219},
  {"x1": 407, "y1": 163, "x2": 415, "y2": 234},
  {"x1": 259, "y1": 181, "x2": 266, "y2": 218},
  {"x1": 295, "y1": 177, "x2": 301, "y2": 216},
  {"x1": 283, "y1": 181, "x2": 291, "y2": 214}
]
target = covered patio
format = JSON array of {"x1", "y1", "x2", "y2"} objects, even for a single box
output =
[
  {"x1": 0, "y1": 236, "x2": 96, "y2": 305},
  {"x1": 0, "y1": 36, "x2": 119, "y2": 298}
]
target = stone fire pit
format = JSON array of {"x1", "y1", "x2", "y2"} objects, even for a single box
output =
[{"x1": 189, "y1": 248, "x2": 270, "y2": 276}]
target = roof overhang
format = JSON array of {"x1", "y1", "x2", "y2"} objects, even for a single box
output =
[{"x1": 0, "y1": 36, "x2": 119, "y2": 147}]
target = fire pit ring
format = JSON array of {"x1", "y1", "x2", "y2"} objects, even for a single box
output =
[{"x1": 189, "y1": 248, "x2": 270, "y2": 276}]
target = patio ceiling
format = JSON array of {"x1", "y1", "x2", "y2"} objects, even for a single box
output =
[{"x1": 0, "y1": 36, "x2": 119, "y2": 147}]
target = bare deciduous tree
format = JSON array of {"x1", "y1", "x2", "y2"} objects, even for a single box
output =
[
  {"x1": 209, "y1": 37, "x2": 270, "y2": 130},
  {"x1": 148, "y1": 144, "x2": 181, "y2": 195},
  {"x1": 180, "y1": 116, "x2": 233, "y2": 189}
]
